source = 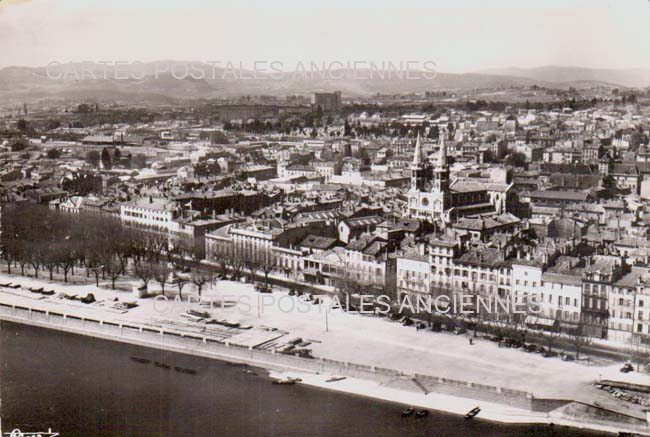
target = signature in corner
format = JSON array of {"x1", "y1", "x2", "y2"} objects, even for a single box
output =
[{"x1": 1, "y1": 429, "x2": 60, "y2": 437}]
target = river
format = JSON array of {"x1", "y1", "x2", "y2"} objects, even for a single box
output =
[{"x1": 0, "y1": 321, "x2": 610, "y2": 436}]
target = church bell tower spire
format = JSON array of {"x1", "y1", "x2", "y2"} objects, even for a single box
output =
[{"x1": 433, "y1": 127, "x2": 449, "y2": 193}]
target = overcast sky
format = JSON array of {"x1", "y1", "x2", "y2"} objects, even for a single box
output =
[{"x1": 1, "y1": 0, "x2": 649, "y2": 72}]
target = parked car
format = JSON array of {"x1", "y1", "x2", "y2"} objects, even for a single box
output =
[
  {"x1": 503, "y1": 338, "x2": 523, "y2": 348},
  {"x1": 402, "y1": 318, "x2": 414, "y2": 327},
  {"x1": 561, "y1": 353, "x2": 575, "y2": 361},
  {"x1": 524, "y1": 344, "x2": 538, "y2": 353},
  {"x1": 416, "y1": 322, "x2": 426, "y2": 330},
  {"x1": 620, "y1": 363, "x2": 634, "y2": 373},
  {"x1": 543, "y1": 350, "x2": 558, "y2": 358},
  {"x1": 453, "y1": 327, "x2": 467, "y2": 335},
  {"x1": 255, "y1": 284, "x2": 273, "y2": 294},
  {"x1": 490, "y1": 335, "x2": 503, "y2": 343},
  {"x1": 430, "y1": 323, "x2": 442, "y2": 332}
]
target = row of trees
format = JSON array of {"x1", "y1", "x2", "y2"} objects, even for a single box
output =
[
  {"x1": 2, "y1": 205, "x2": 203, "y2": 290},
  {"x1": 1, "y1": 204, "x2": 166, "y2": 285},
  {"x1": 0, "y1": 204, "x2": 221, "y2": 298},
  {"x1": 210, "y1": 243, "x2": 282, "y2": 290},
  {"x1": 330, "y1": 271, "x2": 597, "y2": 359}
]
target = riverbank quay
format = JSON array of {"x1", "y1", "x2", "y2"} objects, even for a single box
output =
[{"x1": 0, "y1": 273, "x2": 649, "y2": 434}]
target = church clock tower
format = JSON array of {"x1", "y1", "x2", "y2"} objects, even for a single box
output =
[{"x1": 430, "y1": 127, "x2": 450, "y2": 221}]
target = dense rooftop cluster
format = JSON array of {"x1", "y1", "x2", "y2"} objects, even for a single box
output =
[{"x1": 2, "y1": 93, "x2": 650, "y2": 344}]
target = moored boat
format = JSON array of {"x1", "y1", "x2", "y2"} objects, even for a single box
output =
[
  {"x1": 174, "y1": 366, "x2": 197, "y2": 375},
  {"x1": 325, "y1": 376, "x2": 346, "y2": 383},
  {"x1": 272, "y1": 379, "x2": 296, "y2": 385},
  {"x1": 464, "y1": 407, "x2": 481, "y2": 420},
  {"x1": 415, "y1": 410, "x2": 428, "y2": 418}
]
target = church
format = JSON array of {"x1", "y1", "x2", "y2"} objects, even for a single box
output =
[{"x1": 405, "y1": 129, "x2": 500, "y2": 224}]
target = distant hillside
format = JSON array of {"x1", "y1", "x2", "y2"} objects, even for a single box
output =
[
  {"x1": 0, "y1": 62, "x2": 647, "y2": 104},
  {"x1": 479, "y1": 66, "x2": 650, "y2": 88}
]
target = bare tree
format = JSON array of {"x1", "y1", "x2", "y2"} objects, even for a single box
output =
[
  {"x1": 42, "y1": 244, "x2": 61, "y2": 281},
  {"x1": 143, "y1": 233, "x2": 168, "y2": 264},
  {"x1": 59, "y1": 254, "x2": 77, "y2": 283},
  {"x1": 85, "y1": 251, "x2": 104, "y2": 287},
  {"x1": 135, "y1": 262, "x2": 155, "y2": 291},
  {"x1": 29, "y1": 248, "x2": 42, "y2": 278},
  {"x1": 166, "y1": 243, "x2": 182, "y2": 268},
  {"x1": 570, "y1": 324, "x2": 591, "y2": 360},
  {"x1": 174, "y1": 236, "x2": 204, "y2": 264},
  {"x1": 0, "y1": 231, "x2": 18, "y2": 274},
  {"x1": 213, "y1": 243, "x2": 234, "y2": 276},
  {"x1": 629, "y1": 339, "x2": 649, "y2": 372},
  {"x1": 258, "y1": 248, "x2": 278, "y2": 289},
  {"x1": 104, "y1": 255, "x2": 123, "y2": 289},
  {"x1": 242, "y1": 250, "x2": 261, "y2": 283},
  {"x1": 545, "y1": 324, "x2": 562, "y2": 354},
  {"x1": 153, "y1": 263, "x2": 171, "y2": 297},
  {"x1": 191, "y1": 270, "x2": 214, "y2": 297},
  {"x1": 230, "y1": 252, "x2": 245, "y2": 281},
  {"x1": 173, "y1": 273, "x2": 189, "y2": 299},
  {"x1": 335, "y1": 269, "x2": 356, "y2": 303}
]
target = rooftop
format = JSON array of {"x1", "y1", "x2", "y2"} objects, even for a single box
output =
[{"x1": 124, "y1": 197, "x2": 176, "y2": 211}]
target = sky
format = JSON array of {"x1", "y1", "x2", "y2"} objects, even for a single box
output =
[{"x1": 0, "y1": 0, "x2": 649, "y2": 72}]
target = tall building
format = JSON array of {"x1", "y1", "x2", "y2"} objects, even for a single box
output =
[
  {"x1": 312, "y1": 91, "x2": 341, "y2": 112},
  {"x1": 406, "y1": 129, "x2": 495, "y2": 224}
]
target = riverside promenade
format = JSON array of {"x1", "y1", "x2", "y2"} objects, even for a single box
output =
[{"x1": 0, "y1": 273, "x2": 649, "y2": 434}]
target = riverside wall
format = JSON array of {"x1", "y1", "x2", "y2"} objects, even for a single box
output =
[{"x1": 0, "y1": 301, "x2": 537, "y2": 410}]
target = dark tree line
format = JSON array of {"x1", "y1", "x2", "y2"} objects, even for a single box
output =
[{"x1": 0, "y1": 204, "x2": 170, "y2": 288}]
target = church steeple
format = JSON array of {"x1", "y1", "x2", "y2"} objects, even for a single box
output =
[
  {"x1": 433, "y1": 127, "x2": 449, "y2": 193},
  {"x1": 437, "y1": 127, "x2": 447, "y2": 167},
  {"x1": 410, "y1": 132, "x2": 428, "y2": 191},
  {"x1": 412, "y1": 132, "x2": 424, "y2": 167}
]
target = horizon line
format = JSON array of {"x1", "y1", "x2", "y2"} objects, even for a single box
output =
[{"x1": 1, "y1": 61, "x2": 649, "y2": 74}]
